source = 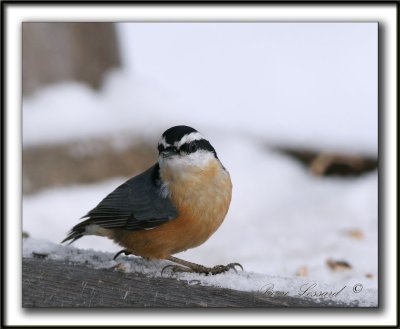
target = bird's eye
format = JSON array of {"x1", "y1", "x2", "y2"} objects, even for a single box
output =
[
  {"x1": 188, "y1": 142, "x2": 198, "y2": 153},
  {"x1": 179, "y1": 142, "x2": 199, "y2": 154}
]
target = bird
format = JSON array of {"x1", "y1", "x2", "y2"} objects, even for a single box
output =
[{"x1": 62, "y1": 125, "x2": 242, "y2": 275}]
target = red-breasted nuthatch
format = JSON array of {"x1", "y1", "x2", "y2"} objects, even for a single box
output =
[{"x1": 63, "y1": 125, "x2": 242, "y2": 275}]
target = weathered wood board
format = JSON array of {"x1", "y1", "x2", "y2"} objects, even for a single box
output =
[{"x1": 22, "y1": 258, "x2": 350, "y2": 308}]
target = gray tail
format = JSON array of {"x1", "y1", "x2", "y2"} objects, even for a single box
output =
[{"x1": 61, "y1": 224, "x2": 87, "y2": 244}]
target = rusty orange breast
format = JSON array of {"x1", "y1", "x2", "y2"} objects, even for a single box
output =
[{"x1": 112, "y1": 158, "x2": 232, "y2": 259}]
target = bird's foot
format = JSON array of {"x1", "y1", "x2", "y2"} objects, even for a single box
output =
[
  {"x1": 207, "y1": 263, "x2": 244, "y2": 275},
  {"x1": 113, "y1": 249, "x2": 132, "y2": 260},
  {"x1": 162, "y1": 261, "x2": 243, "y2": 276}
]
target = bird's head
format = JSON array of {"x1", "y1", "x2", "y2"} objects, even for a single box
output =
[{"x1": 157, "y1": 125, "x2": 218, "y2": 169}]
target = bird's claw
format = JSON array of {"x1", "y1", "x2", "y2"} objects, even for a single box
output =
[
  {"x1": 113, "y1": 249, "x2": 132, "y2": 261},
  {"x1": 208, "y1": 262, "x2": 244, "y2": 275},
  {"x1": 227, "y1": 262, "x2": 244, "y2": 272}
]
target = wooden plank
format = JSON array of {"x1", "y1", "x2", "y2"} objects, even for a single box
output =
[
  {"x1": 23, "y1": 139, "x2": 155, "y2": 194},
  {"x1": 22, "y1": 23, "x2": 121, "y2": 96},
  {"x1": 22, "y1": 258, "x2": 350, "y2": 308},
  {"x1": 23, "y1": 140, "x2": 377, "y2": 195}
]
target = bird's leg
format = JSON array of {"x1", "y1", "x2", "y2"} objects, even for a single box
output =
[{"x1": 162, "y1": 256, "x2": 243, "y2": 276}]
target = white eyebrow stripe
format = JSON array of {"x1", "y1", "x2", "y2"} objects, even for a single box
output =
[
  {"x1": 175, "y1": 132, "x2": 204, "y2": 148},
  {"x1": 158, "y1": 136, "x2": 169, "y2": 148}
]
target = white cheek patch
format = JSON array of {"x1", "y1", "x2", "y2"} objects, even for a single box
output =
[{"x1": 175, "y1": 132, "x2": 204, "y2": 148}]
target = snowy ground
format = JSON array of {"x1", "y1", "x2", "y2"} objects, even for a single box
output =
[
  {"x1": 22, "y1": 22, "x2": 378, "y2": 307},
  {"x1": 23, "y1": 237, "x2": 377, "y2": 307}
]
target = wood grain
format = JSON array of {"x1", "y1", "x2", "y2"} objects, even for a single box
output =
[{"x1": 22, "y1": 258, "x2": 351, "y2": 308}]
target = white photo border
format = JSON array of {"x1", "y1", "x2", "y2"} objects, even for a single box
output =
[{"x1": 3, "y1": 2, "x2": 398, "y2": 327}]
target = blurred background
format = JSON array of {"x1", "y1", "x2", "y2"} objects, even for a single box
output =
[{"x1": 23, "y1": 23, "x2": 378, "y2": 287}]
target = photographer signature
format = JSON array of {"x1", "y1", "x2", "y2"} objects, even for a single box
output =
[{"x1": 260, "y1": 282, "x2": 361, "y2": 298}]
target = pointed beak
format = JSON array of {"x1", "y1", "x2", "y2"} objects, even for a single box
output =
[{"x1": 162, "y1": 149, "x2": 178, "y2": 158}]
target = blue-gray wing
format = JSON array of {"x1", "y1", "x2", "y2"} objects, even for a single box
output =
[{"x1": 62, "y1": 164, "x2": 178, "y2": 243}]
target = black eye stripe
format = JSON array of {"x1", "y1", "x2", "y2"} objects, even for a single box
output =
[
  {"x1": 158, "y1": 144, "x2": 178, "y2": 154},
  {"x1": 179, "y1": 140, "x2": 217, "y2": 157},
  {"x1": 179, "y1": 142, "x2": 195, "y2": 153},
  {"x1": 165, "y1": 146, "x2": 177, "y2": 152},
  {"x1": 158, "y1": 126, "x2": 218, "y2": 159},
  {"x1": 188, "y1": 142, "x2": 198, "y2": 152}
]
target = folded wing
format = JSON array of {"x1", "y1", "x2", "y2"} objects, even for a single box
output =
[{"x1": 62, "y1": 164, "x2": 178, "y2": 244}]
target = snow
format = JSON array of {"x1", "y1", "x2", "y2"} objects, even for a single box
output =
[
  {"x1": 118, "y1": 23, "x2": 377, "y2": 155},
  {"x1": 23, "y1": 237, "x2": 377, "y2": 307},
  {"x1": 24, "y1": 22, "x2": 378, "y2": 155},
  {"x1": 22, "y1": 22, "x2": 378, "y2": 307}
]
